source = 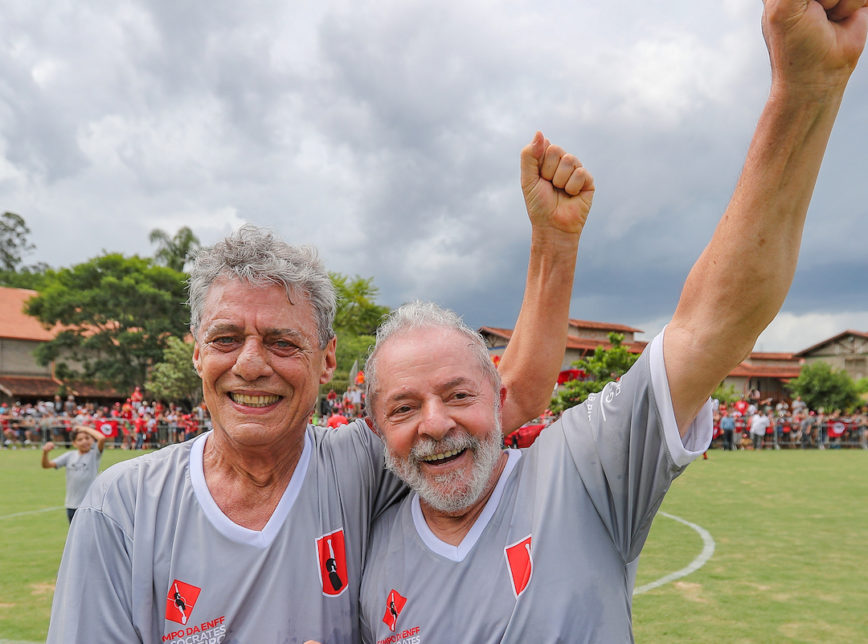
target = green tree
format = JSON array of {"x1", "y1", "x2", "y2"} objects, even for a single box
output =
[
  {"x1": 331, "y1": 273, "x2": 389, "y2": 336},
  {"x1": 786, "y1": 361, "x2": 860, "y2": 412},
  {"x1": 327, "y1": 273, "x2": 390, "y2": 394},
  {"x1": 145, "y1": 336, "x2": 202, "y2": 406},
  {"x1": 551, "y1": 332, "x2": 640, "y2": 413},
  {"x1": 712, "y1": 382, "x2": 741, "y2": 405},
  {"x1": 0, "y1": 212, "x2": 35, "y2": 272},
  {"x1": 149, "y1": 226, "x2": 201, "y2": 272},
  {"x1": 0, "y1": 212, "x2": 52, "y2": 288},
  {"x1": 25, "y1": 253, "x2": 189, "y2": 393},
  {"x1": 0, "y1": 263, "x2": 50, "y2": 289}
]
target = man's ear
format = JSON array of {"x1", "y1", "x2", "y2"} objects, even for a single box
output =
[
  {"x1": 320, "y1": 337, "x2": 337, "y2": 384},
  {"x1": 499, "y1": 386, "x2": 507, "y2": 417},
  {"x1": 192, "y1": 341, "x2": 202, "y2": 376},
  {"x1": 364, "y1": 416, "x2": 378, "y2": 434}
]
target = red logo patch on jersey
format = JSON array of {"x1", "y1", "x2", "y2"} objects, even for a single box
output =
[
  {"x1": 504, "y1": 535, "x2": 533, "y2": 598},
  {"x1": 382, "y1": 589, "x2": 407, "y2": 632},
  {"x1": 315, "y1": 529, "x2": 348, "y2": 597},
  {"x1": 165, "y1": 579, "x2": 201, "y2": 625}
]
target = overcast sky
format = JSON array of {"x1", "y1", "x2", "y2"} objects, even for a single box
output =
[{"x1": 3, "y1": 0, "x2": 867, "y2": 352}]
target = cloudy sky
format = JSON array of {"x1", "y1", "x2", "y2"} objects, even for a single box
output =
[{"x1": 3, "y1": 0, "x2": 867, "y2": 352}]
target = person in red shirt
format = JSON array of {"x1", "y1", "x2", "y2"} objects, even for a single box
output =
[
  {"x1": 133, "y1": 414, "x2": 147, "y2": 449},
  {"x1": 131, "y1": 386, "x2": 143, "y2": 411},
  {"x1": 326, "y1": 412, "x2": 349, "y2": 429}
]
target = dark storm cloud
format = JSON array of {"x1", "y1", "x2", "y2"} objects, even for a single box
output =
[{"x1": 1, "y1": 0, "x2": 865, "y2": 352}]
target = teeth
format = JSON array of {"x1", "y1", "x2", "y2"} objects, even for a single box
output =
[
  {"x1": 421, "y1": 449, "x2": 462, "y2": 463},
  {"x1": 231, "y1": 393, "x2": 280, "y2": 407}
]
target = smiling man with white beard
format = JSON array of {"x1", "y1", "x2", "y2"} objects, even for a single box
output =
[
  {"x1": 374, "y1": 305, "x2": 507, "y2": 517},
  {"x1": 358, "y1": 1, "x2": 868, "y2": 641}
]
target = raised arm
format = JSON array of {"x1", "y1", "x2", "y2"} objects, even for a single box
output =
[
  {"x1": 79, "y1": 425, "x2": 107, "y2": 453},
  {"x1": 498, "y1": 131, "x2": 595, "y2": 431},
  {"x1": 42, "y1": 441, "x2": 57, "y2": 469},
  {"x1": 665, "y1": 0, "x2": 868, "y2": 433}
]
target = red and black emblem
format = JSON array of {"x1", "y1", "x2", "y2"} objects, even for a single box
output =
[
  {"x1": 504, "y1": 535, "x2": 533, "y2": 598},
  {"x1": 165, "y1": 579, "x2": 201, "y2": 625},
  {"x1": 315, "y1": 529, "x2": 348, "y2": 597},
  {"x1": 382, "y1": 589, "x2": 407, "y2": 632}
]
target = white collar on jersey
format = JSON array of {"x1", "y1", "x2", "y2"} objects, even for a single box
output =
[
  {"x1": 410, "y1": 448, "x2": 522, "y2": 562},
  {"x1": 189, "y1": 430, "x2": 312, "y2": 548}
]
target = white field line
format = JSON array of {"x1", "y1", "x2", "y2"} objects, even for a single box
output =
[
  {"x1": 633, "y1": 511, "x2": 716, "y2": 596},
  {"x1": 0, "y1": 506, "x2": 63, "y2": 521}
]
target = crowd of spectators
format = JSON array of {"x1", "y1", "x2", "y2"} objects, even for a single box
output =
[
  {"x1": 315, "y1": 384, "x2": 365, "y2": 428},
  {"x1": 711, "y1": 395, "x2": 868, "y2": 450},
  {"x1": 6, "y1": 383, "x2": 865, "y2": 454},
  {"x1": 504, "y1": 394, "x2": 868, "y2": 452},
  {"x1": 1, "y1": 389, "x2": 211, "y2": 450}
]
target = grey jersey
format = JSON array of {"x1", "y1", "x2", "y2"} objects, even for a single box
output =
[
  {"x1": 48, "y1": 420, "x2": 405, "y2": 644},
  {"x1": 53, "y1": 447, "x2": 101, "y2": 508},
  {"x1": 360, "y1": 332, "x2": 711, "y2": 644}
]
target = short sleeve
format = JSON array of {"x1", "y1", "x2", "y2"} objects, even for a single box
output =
[{"x1": 556, "y1": 329, "x2": 712, "y2": 561}]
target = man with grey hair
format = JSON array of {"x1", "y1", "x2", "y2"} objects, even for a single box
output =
[
  {"x1": 48, "y1": 129, "x2": 595, "y2": 641},
  {"x1": 365, "y1": 302, "x2": 507, "y2": 516},
  {"x1": 358, "y1": 1, "x2": 868, "y2": 640}
]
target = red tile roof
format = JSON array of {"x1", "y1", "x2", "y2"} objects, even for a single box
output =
[
  {"x1": 0, "y1": 287, "x2": 58, "y2": 341},
  {"x1": 794, "y1": 330, "x2": 868, "y2": 357},
  {"x1": 565, "y1": 336, "x2": 647, "y2": 354},
  {"x1": 727, "y1": 363, "x2": 802, "y2": 379},
  {"x1": 67, "y1": 381, "x2": 122, "y2": 398},
  {"x1": 568, "y1": 319, "x2": 644, "y2": 334},
  {"x1": 0, "y1": 376, "x2": 121, "y2": 399},
  {"x1": 749, "y1": 352, "x2": 795, "y2": 361},
  {"x1": 480, "y1": 326, "x2": 646, "y2": 354},
  {"x1": 479, "y1": 326, "x2": 513, "y2": 340},
  {"x1": 0, "y1": 376, "x2": 62, "y2": 398}
]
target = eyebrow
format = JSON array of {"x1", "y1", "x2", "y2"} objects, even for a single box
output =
[{"x1": 203, "y1": 324, "x2": 311, "y2": 343}]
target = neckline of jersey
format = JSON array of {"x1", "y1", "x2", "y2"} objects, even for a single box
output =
[
  {"x1": 410, "y1": 448, "x2": 522, "y2": 562},
  {"x1": 188, "y1": 430, "x2": 312, "y2": 548}
]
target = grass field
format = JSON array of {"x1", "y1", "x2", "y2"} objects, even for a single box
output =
[{"x1": 1, "y1": 448, "x2": 866, "y2": 642}]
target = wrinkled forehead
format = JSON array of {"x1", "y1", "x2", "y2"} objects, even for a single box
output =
[
  {"x1": 380, "y1": 325, "x2": 478, "y2": 362},
  {"x1": 205, "y1": 274, "x2": 301, "y2": 307},
  {"x1": 198, "y1": 276, "x2": 312, "y2": 331},
  {"x1": 377, "y1": 327, "x2": 496, "y2": 391}
]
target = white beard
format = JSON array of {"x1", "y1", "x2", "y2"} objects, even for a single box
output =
[{"x1": 383, "y1": 418, "x2": 503, "y2": 514}]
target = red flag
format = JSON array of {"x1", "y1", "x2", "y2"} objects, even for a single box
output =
[
  {"x1": 315, "y1": 529, "x2": 348, "y2": 597},
  {"x1": 97, "y1": 419, "x2": 118, "y2": 438},
  {"x1": 504, "y1": 535, "x2": 533, "y2": 598}
]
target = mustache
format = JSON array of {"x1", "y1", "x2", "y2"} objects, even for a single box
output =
[{"x1": 409, "y1": 431, "x2": 480, "y2": 461}]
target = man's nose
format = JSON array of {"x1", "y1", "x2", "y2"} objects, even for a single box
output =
[
  {"x1": 418, "y1": 399, "x2": 455, "y2": 440},
  {"x1": 232, "y1": 337, "x2": 274, "y2": 380}
]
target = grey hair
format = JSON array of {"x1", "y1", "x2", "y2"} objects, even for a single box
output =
[
  {"x1": 364, "y1": 301, "x2": 501, "y2": 425},
  {"x1": 187, "y1": 224, "x2": 336, "y2": 348}
]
